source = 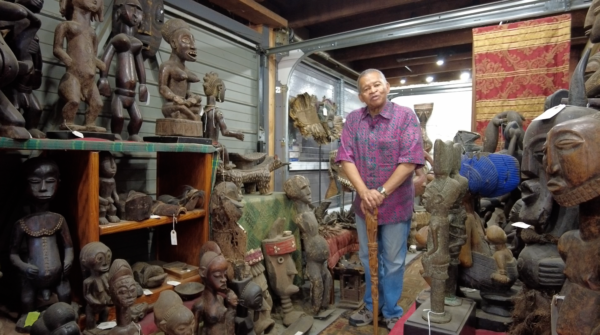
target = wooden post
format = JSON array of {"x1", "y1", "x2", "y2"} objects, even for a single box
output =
[{"x1": 366, "y1": 209, "x2": 379, "y2": 335}]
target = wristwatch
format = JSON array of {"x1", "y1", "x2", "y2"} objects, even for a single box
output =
[{"x1": 377, "y1": 186, "x2": 388, "y2": 198}]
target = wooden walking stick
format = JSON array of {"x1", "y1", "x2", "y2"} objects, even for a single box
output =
[{"x1": 366, "y1": 208, "x2": 379, "y2": 335}]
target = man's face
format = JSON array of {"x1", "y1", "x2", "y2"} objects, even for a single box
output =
[
  {"x1": 27, "y1": 165, "x2": 59, "y2": 202},
  {"x1": 358, "y1": 72, "x2": 390, "y2": 111}
]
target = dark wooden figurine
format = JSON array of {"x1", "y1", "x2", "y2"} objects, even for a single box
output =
[
  {"x1": 283, "y1": 175, "x2": 332, "y2": 315},
  {"x1": 30, "y1": 302, "x2": 81, "y2": 335},
  {"x1": 80, "y1": 241, "x2": 112, "y2": 330},
  {"x1": 98, "y1": 0, "x2": 148, "y2": 141},
  {"x1": 107, "y1": 259, "x2": 143, "y2": 335},
  {"x1": 230, "y1": 276, "x2": 263, "y2": 335},
  {"x1": 134, "y1": 0, "x2": 163, "y2": 59},
  {"x1": 211, "y1": 182, "x2": 246, "y2": 263},
  {"x1": 9, "y1": 158, "x2": 73, "y2": 325},
  {"x1": 193, "y1": 241, "x2": 237, "y2": 335},
  {"x1": 154, "y1": 290, "x2": 195, "y2": 335},
  {"x1": 99, "y1": 151, "x2": 120, "y2": 225},
  {"x1": 244, "y1": 249, "x2": 275, "y2": 335},
  {"x1": 131, "y1": 262, "x2": 167, "y2": 288}
]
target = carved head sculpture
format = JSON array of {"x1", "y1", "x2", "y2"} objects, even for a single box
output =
[
  {"x1": 136, "y1": 0, "x2": 163, "y2": 59},
  {"x1": 114, "y1": 0, "x2": 142, "y2": 28},
  {"x1": 283, "y1": 175, "x2": 312, "y2": 205},
  {"x1": 261, "y1": 218, "x2": 298, "y2": 297},
  {"x1": 203, "y1": 72, "x2": 226, "y2": 103},
  {"x1": 62, "y1": 0, "x2": 103, "y2": 21},
  {"x1": 30, "y1": 302, "x2": 80, "y2": 335},
  {"x1": 80, "y1": 241, "x2": 112, "y2": 277},
  {"x1": 198, "y1": 241, "x2": 229, "y2": 293},
  {"x1": 210, "y1": 182, "x2": 244, "y2": 228},
  {"x1": 161, "y1": 18, "x2": 196, "y2": 62},
  {"x1": 486, "y1": 225, "x2": 507, "y2": 245},
  {"x1": 154, "y1": 291, "x2": 195, "y2": 335},
  {"x1": 99, "y1": 151, "x2": 117, "y2": 179},
  {"x1": 230, "y1": 277, "x2": 263, "y2": 310},
  {"x1": 544, "y1": 112, "x2": 600, "y2": 207},
  {"x1": 23, "y1": 157, "x2": 60, "y2": 204},
  {"x1": 108, "y1": 259, "x2": 137, "y2": 308}
]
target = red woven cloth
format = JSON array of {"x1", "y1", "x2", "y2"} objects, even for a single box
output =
[{"x1": 473, "y1": 14, "x2": 572, "y2": 145}]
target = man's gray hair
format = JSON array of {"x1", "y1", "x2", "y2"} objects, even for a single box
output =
[{"x1": 357, "y1": 69, "x2": 387, "y2": 89}]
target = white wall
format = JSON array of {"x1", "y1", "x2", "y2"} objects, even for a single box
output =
[{"x1": 392, "y1": 90, "x2": 473, "y2": 144}]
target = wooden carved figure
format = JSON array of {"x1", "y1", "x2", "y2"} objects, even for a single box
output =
[
  {"x1": 99, "y1": 151, "x2": 120, "y2": 225},
  {"x1": 54, "y1": 0, "x2": 106, "y2": 132},
  {"x1": 414, "y1": 103, "x2": 433, "y2": 153},
  {"x1": 544, "y1": 112, "x2": 600, "y2": 335},
  {"x1": 98, "y1": 0, "x2": 148, "y2": 141},
  {"x1": 421, "y1": 140, "x2": 461, "y2": 324},
  {"x1": 193, "y1": 241, "x2": 237, "y2": 335},
  {"x1": 158, "y1": 19, "x2": 201, "y2": 121},
  {"x1": 154, "y1": 291, "x2": 195, "y2": 335},
  {"x1": 107, "y1": 259, "x2": 143, "y2": 335},
  {"x1": 230, "y1": 276, "x2": 263, "y2": 335},
  {"x1": 132, "y1": 262, "x2": 167, "y2": 288},
  {"x1": 283, "y1": 175, "x2": 332, "y2": 315},
  {"x1": 244, "y1": 249, "x2": 275, "y2": 335},
  {"x1": 486, "y1": 226, "x2": 515, "y2": 284},
  {"x1": 30, "y1": 302, "x2": 81, "y2": 335},
  {"x1": 202, "y1": 72, "x2": 244, "y2": 168},
  {"x1": 3, "y1": 0, "x2": 45, "y2": 138},
  {"x1": 9, "y1": 158, "x2": 73, "y2": 324},
  {"x1": 0, "y1": 1, "x2": 36, "y2": 139},
  {"x1": 211, "y1": 182, "x2": 246, "y2": 262},
  {"x1": 80, "y1": 241, "x2": 112, "y2": 330},
  {"x1": 135, "y1": 0, "x2": 163, "y2": 59},
  {"x1": 262, "y1": 218, "x2": 303, "y2": 327}
]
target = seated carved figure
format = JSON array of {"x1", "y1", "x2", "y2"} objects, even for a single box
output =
[{"x1": 544, "y1": 112, "x2": 600, "y2": 335}]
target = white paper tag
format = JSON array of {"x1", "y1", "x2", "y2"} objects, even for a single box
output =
[
  {"x1": 167, "y1": 280, "x2": 181, "y2": 286},
  {"x1": 511, "y1": 222, "x2": 532, "y2": 229},
  {"x1": 97, "y1": 321, "x2": 117, "y2": 330},
  {"x1": 171, "y1": 230, "x2": 177, "y2": 245},
  {"x1": 150, "y1": 215, "x2": 161, "y2": 219},
  {"x1": 143, "y1": 289, "x2": 153, "y2": 296},
  {"x1": 294, "y1": 332, "x2": 304, "y2": 335},
  {"x1": 534, "y1": 104, "x2": 566, "y2": 121},
  {"x1": 72, "y1": 131, "x2": 84, "y2": 138},
  {"x1": 551, "y1": 295, "x2": 565, "y2": 335}
]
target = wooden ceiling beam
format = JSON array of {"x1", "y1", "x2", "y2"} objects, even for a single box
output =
[
  {"x1": 288, "y1": 0, "x2": 425, "y2": 28},
  {"x1": 388, "y1": 71, "x2": 468, "y2": 86},
  {"x1": 332, "y1": 28, "x2": 473, "y2": 62},
  {"x1": 353, "y1": 48, "x2": 472, "y2": 71},
  {"x1": 382, "y1": 59, "x2": 473, "y2": 78},
  {"x1": 209, "y1": 0, "x2": 287, "y2": 28}
]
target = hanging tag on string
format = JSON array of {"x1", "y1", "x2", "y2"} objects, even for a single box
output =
[
  {"x1": 63, "y1": 121, "x2": 84, "y2": 138},
  {"x1": 171, "y1": 214, "x2": 178, "y2": 245}
]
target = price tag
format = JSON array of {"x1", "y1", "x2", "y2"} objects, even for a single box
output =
[
  {"x1": 511, "y1": 222, "x2": 532, "y2": 229},
  {"x1": 171, "y1": 230, "x2": 178, "y2": 245},
  {"x1": 150, "y1": 215, "x2": 161, "y2": 219},
  {"x1": 143, "y1": 289, "x2": 153, "y2": 296},
  {"x1": 97, "y1": 321, "x2": 117, "y2": 330},
  {"x1": 72, "y1": 131, "x2": 84, "y2": 138},
  {"x1": 24, "y1": 312, "x2": 40, "y2": 327},
  {"x1": 534, "y1": 104, "x2": 566, "y2": 121},
  {"x1": 167, "y1": 280, "x2": 181, "y2": 286}
]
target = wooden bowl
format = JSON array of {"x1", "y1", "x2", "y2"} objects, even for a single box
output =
[{"x1": 174, "y1": 282, "x2": 204, "y2": 300}]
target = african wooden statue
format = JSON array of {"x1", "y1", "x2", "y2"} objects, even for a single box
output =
[
  {"x1": 80, "y1": 241, "x2": 112, "y2": 330},
  {"x1": 154, "y1": 290, "x2": 195, "y2": 335},
  {"x1": 486, "y1": 226, "x2": 515, "y2": 285},
  {"x1": 132, "y1": 262, "x2": 167, "y2": 288},
  {"x1": 262, "y1": 218, "x2": 303, "y2": 327},
  {"x1": 107, "y1": 259, "x2": 143, "y2": 335},
  {"x1": 244, "y1": 249, "x2": 275, "y2": 335},
  {"x1": 483, "y1": 111, "x2": 525, "y2": 163},
  {"x1": 54, "y1": 0, "x2": 106, "y2": 132},
  {"x1": 445, "y1": 143, "x2": 468, "y2": 306},
  {"x1": 99, "y1": 151, "x2": 120, "y2": 225},
  {"x1": 98, "y1": 0, "x2": 148, "y2": 141},
  {"x1": 0, "y1": 1, "x2": 36, "y2": 139},
  {"x1": 2, "y1": 0, "x2": 45, "y2": 138},
  {"x1": 111, "y1": 0, "x2": 163, "y2": 60},
  {"x1": 211, "y1": 182, "x2": 246, "y2": 263},
  {"x1": 217, "y1": 154, "x2": 288, "y2": 195},
  {"x1": 289, "y1": 93, "x2": 328, "y2": 144},
  {"x1": 9, "y1": 158, "x2": 73, "y2": 321},
  {"x1": 230, "y1": 276, "x2": 263, "y2": 335},
  {"x1": 284, "y1": 175, "x2": 332, "y2": 315},
  {"x1": 421, "y1": 139, "x2": 461, "y2": 324},
  {"x1": 202, "y1": 72, "x2": 244, "y2": 168},
  {"x1": 544, "y1": 112, "x2": 600, "y2": 335},
  {"x1": 585, "y1": 0, "x2": 600, "y2": 97},
  {"x1": 30, "y1": 302, "x2": 80, "y2": 335},
  {"x1": 193, "y1": 241, "x2": 237, "y2": 335},
  {"x1": 157, "y1": 18, "x2": 203, "y2": 136},
  {"x1": 414, "y1": 103, "x2": 433, "y2": 153}
]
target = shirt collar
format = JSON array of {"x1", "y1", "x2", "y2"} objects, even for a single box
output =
[{"x1": 361, "y1": 101, "x2": 394, "y2": 120}]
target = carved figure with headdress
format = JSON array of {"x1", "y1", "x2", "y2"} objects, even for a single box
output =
[
  {"x1": 80, "y1": 241, "x2": 112, "y2": 330},
  {"x1": 107, "y1": 259, "x2": 143, "y2": 335}
]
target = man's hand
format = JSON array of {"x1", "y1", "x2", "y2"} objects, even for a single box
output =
[{"x1": 359, "y1": 189, "x2": 385, "y2": 213}]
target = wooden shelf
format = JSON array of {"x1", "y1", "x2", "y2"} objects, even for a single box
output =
[
  {"x1": 0, "y1": 138, "x2": 215, "y2": 153},
  {"x1": 99, "y1": 209, "x2": 206, "y2": 235}
]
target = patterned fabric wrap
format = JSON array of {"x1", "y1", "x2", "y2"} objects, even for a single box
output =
[
  {"x1": 336, "y1": 101, "x2": 425, "y2": 225},
  {"x1": 473, "y1": 14, "x2": 571, "y2": 142}
]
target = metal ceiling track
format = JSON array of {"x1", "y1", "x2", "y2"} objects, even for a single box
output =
[{"x1": 265, "y1": 0, "x2": 591, "y2": 56}]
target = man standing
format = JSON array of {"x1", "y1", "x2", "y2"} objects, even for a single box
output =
[{"x1": 336, "y1": 69, "x2": 424, "y2": 330}]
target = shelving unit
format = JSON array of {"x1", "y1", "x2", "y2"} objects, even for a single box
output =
[{"x1": 0, "y1": 138, "x2": 215, "y2": 305}]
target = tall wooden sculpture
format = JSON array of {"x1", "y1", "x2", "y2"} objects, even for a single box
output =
[{"x1": 366, "y1": 209, "x2": 379, "y2": 335}]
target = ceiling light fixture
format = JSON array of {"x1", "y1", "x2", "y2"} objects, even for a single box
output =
[
  {"x1": 400, "y1": 78, "x2": 406, "y2": 84},
  {"x1": 426, "y1": 76, "x2": 434, "y2": 83},
  {"x1": 405, "y1": 66, "x2": 412, "y2": 72},
  {"x1": 460, "y1": 72, "x2": 471, "y2": 80},
  {"x1": 436, "y1": 59, "x2": 444, "y2": 66}
]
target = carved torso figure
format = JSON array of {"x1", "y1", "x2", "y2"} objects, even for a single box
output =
[
  {"x1": 107, "y1": 259, "x2": 143, "y2": 335},
  {"x1": 80, "y1": 241, "x2": 112, "y2": 330},
  {"x1": 99, "y1": 152, "x2": 120, "y2": 225},
  {"x1": 9, "y1": 158, "x2": 73, "y2": 316},
  {"x1": 53, "y1": 0, "x2": 106, "y2": 132},
  {"x1": 230, "y1": 276, "x2": 263, "y2": 335},
  {"x1": 284, "y1": 175, "x2": 332, "y2": 315},
  {"x1": 98, "y1": 0, "x2": 147, "y2": 141},
  {"x1": 154, "y1": 290, "x2": 195, "y2": 335},
  {"x1": 158, "y1": 18, "x2": 202, "y2": 121},
  {"x1": 211, "y1": 182, "x2": 246, "y2": 262}
]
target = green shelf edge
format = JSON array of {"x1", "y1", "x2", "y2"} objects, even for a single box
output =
[{"x1": 0, "y1": 138, "x2": 216, "y2": 153}]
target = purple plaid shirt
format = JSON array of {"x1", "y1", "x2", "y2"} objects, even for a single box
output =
[{"x1": 336, "y1": 101, "x2": 425, "y2": 225}]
